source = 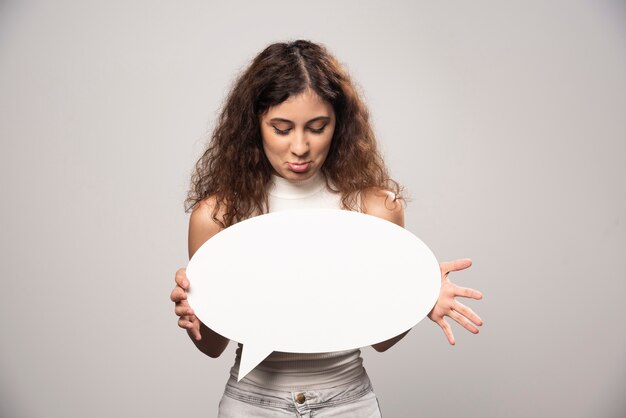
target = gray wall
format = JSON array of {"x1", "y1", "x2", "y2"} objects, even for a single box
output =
[{"x1": 1, "y1": 1, "x2": 624, "y2": 417}]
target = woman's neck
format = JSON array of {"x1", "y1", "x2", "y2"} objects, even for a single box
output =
[{"x1": 268, "y1": 171, "x2": 326, "y2": 199}]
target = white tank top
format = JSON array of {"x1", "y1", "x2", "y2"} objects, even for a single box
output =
[{"x1": 228, "y1": 171, "x2": 366, "y2": 390}]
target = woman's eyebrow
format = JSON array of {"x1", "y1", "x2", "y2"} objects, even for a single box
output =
[{"x1": 268, "y1": 116, "x2": 330, "y2": 124}]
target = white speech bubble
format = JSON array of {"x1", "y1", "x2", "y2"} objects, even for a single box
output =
[{"x1": 186, "y1": 209, "x2": 440, "y2": 381}]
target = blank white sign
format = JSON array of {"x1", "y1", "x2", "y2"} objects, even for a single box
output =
[{"x1": 186, "y1": 209, "x2": 440, "y2": 381}]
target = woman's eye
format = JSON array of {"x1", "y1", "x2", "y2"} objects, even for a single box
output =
[
  {"x1": 272, "y1": 127, "x2": 290, "y2": 135},
  {"x1": 272, "y1": 125, "x2": 326, "y2": 135},
  {"x1": 309, "y1": 125, "x2": 327, "y2": 134}
]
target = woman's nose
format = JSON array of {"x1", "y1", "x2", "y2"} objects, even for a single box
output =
[{"x1": 290, "y1": 130, "x2": 310, "y2": 157}]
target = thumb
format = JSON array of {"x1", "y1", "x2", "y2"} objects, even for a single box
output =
[{"x1": 440, "y1": 258, "x2": 472, "y2": 275}]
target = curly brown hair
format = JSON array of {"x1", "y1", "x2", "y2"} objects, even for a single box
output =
[{"x1": 185, "y1": 40, "x2": 403, "y2": 228}]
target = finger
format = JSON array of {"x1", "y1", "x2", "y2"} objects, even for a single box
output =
[
  {"x1": 170, "y1": 286, "x2": 188, "y2": 302},
  {"x1": 174, "y1": 305, "x2": 194, "y2": 317},
  {"x1": 191, "y1": 326, "x2": 202, "y2": 341},
  {"x1": 437, "y1": 318, "x2": 455, "y2": 345},
  {"x1": 440, "y1": 258, "x2": 472, "y2": 275},
  {"x1": 449, "y1": 310, "x2": 480, "y2": 334},
  {"x1": 175, "y1": 299, "x2": 190, "y2": 311},
  {"x1": 178, "y1": 318, "x2": 194, "y2": 330},
  {"x1": 452, "y1": 300, "x2": 483, "y2": 326},
  {"x1": 453, "y1": 284, "x2": 483, "y2": 300},
  {"x1": 175, "y1": 268, "x2": 189, "y2": 289},
  {"x1": 182, "y1": 315, "x2": 202, "y2": 341}
]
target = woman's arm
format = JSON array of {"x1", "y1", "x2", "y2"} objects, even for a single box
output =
[
  {"x1": 170, "y1": 196, "x2": 231, "y2": 358},
  {"x1": 361, "y1": 188, "x2": 483, "y2": 351},
  {"x1": 360, "y1": 188, "x2": 411, "y2": 352}
]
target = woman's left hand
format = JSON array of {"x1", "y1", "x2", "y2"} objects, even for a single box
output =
[{"x1": 428, "y1": 258, "x2": 483, "y2": 345}]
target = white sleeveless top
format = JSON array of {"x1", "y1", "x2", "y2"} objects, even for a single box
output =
[{"x1": 228, "y1": 171, "x2": 366, "y2": 390}]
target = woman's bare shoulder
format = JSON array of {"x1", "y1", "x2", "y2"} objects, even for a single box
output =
[
  {"x1": 188, "y1": 195, "x2": 226, "y2": 258},
  {"x1": 360, "y1": 187, "x2": 405, "y2": 227}
]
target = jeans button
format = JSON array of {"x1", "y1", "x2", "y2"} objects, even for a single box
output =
[{"x1": 295, "y1": 392, "x2": 306, "y2": 404}]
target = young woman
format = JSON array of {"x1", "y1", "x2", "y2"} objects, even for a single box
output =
[{"x1": 170, "y1": 40, "x2": 483, "y2": 417}]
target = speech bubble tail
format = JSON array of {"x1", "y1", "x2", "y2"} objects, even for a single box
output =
[{"x1": 237, "y1": 344, "x2": 273, "y2": 382}]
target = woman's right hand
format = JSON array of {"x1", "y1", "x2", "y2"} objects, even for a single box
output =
[{"x1": 170, "y1": 267, "x2": 202, "y2": 341}]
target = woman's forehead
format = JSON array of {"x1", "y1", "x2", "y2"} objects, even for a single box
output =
[{"x1": 262, "y1": 89, "x2": 334, "y2": 122}]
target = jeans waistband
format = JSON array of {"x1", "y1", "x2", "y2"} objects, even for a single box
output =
[{"x1": 224, "y1": 369, "x2": 373, "y2": 409}]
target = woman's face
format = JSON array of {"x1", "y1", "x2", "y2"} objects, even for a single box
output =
[{"x1": 259, "y1": 88, "x2": 335, "y2": 181}]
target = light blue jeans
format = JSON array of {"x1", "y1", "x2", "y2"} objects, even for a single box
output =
[{"x1": 217, "y1": 371, "x2": 383, "y2": 417}]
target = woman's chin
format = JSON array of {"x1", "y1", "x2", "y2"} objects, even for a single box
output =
[{"x1": 276, "y1": 166, "x2": 320, "y2": 181}]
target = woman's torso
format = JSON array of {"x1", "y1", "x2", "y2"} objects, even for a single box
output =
[{"x1": 228, "y1": 171, "x2": 365, "y2": 391}]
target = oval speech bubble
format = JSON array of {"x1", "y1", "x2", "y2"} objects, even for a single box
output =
[{"x1": 186, "y1": 209, "x2": 440, "y2": 381}]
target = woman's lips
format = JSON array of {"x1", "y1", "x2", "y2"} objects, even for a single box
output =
[{"x1": 288, "y1": 162, "x2": 311, "y2": 173}]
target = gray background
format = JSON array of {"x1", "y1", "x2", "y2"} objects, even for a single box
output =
[{"x1": 1, "y1": 1, "x2": 624, "y2": 417}]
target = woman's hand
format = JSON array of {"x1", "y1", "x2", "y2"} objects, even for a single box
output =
[
  {"x1": 428, "y1": 258, "x2": 483, "y2": 345},
  {"x1": 170, "y1": 268, "x2": 202, "y2": 341}
]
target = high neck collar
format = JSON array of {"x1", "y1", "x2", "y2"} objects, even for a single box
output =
[{"x1": 268, "y1": 171, "x2": 327, "y2": 199}]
